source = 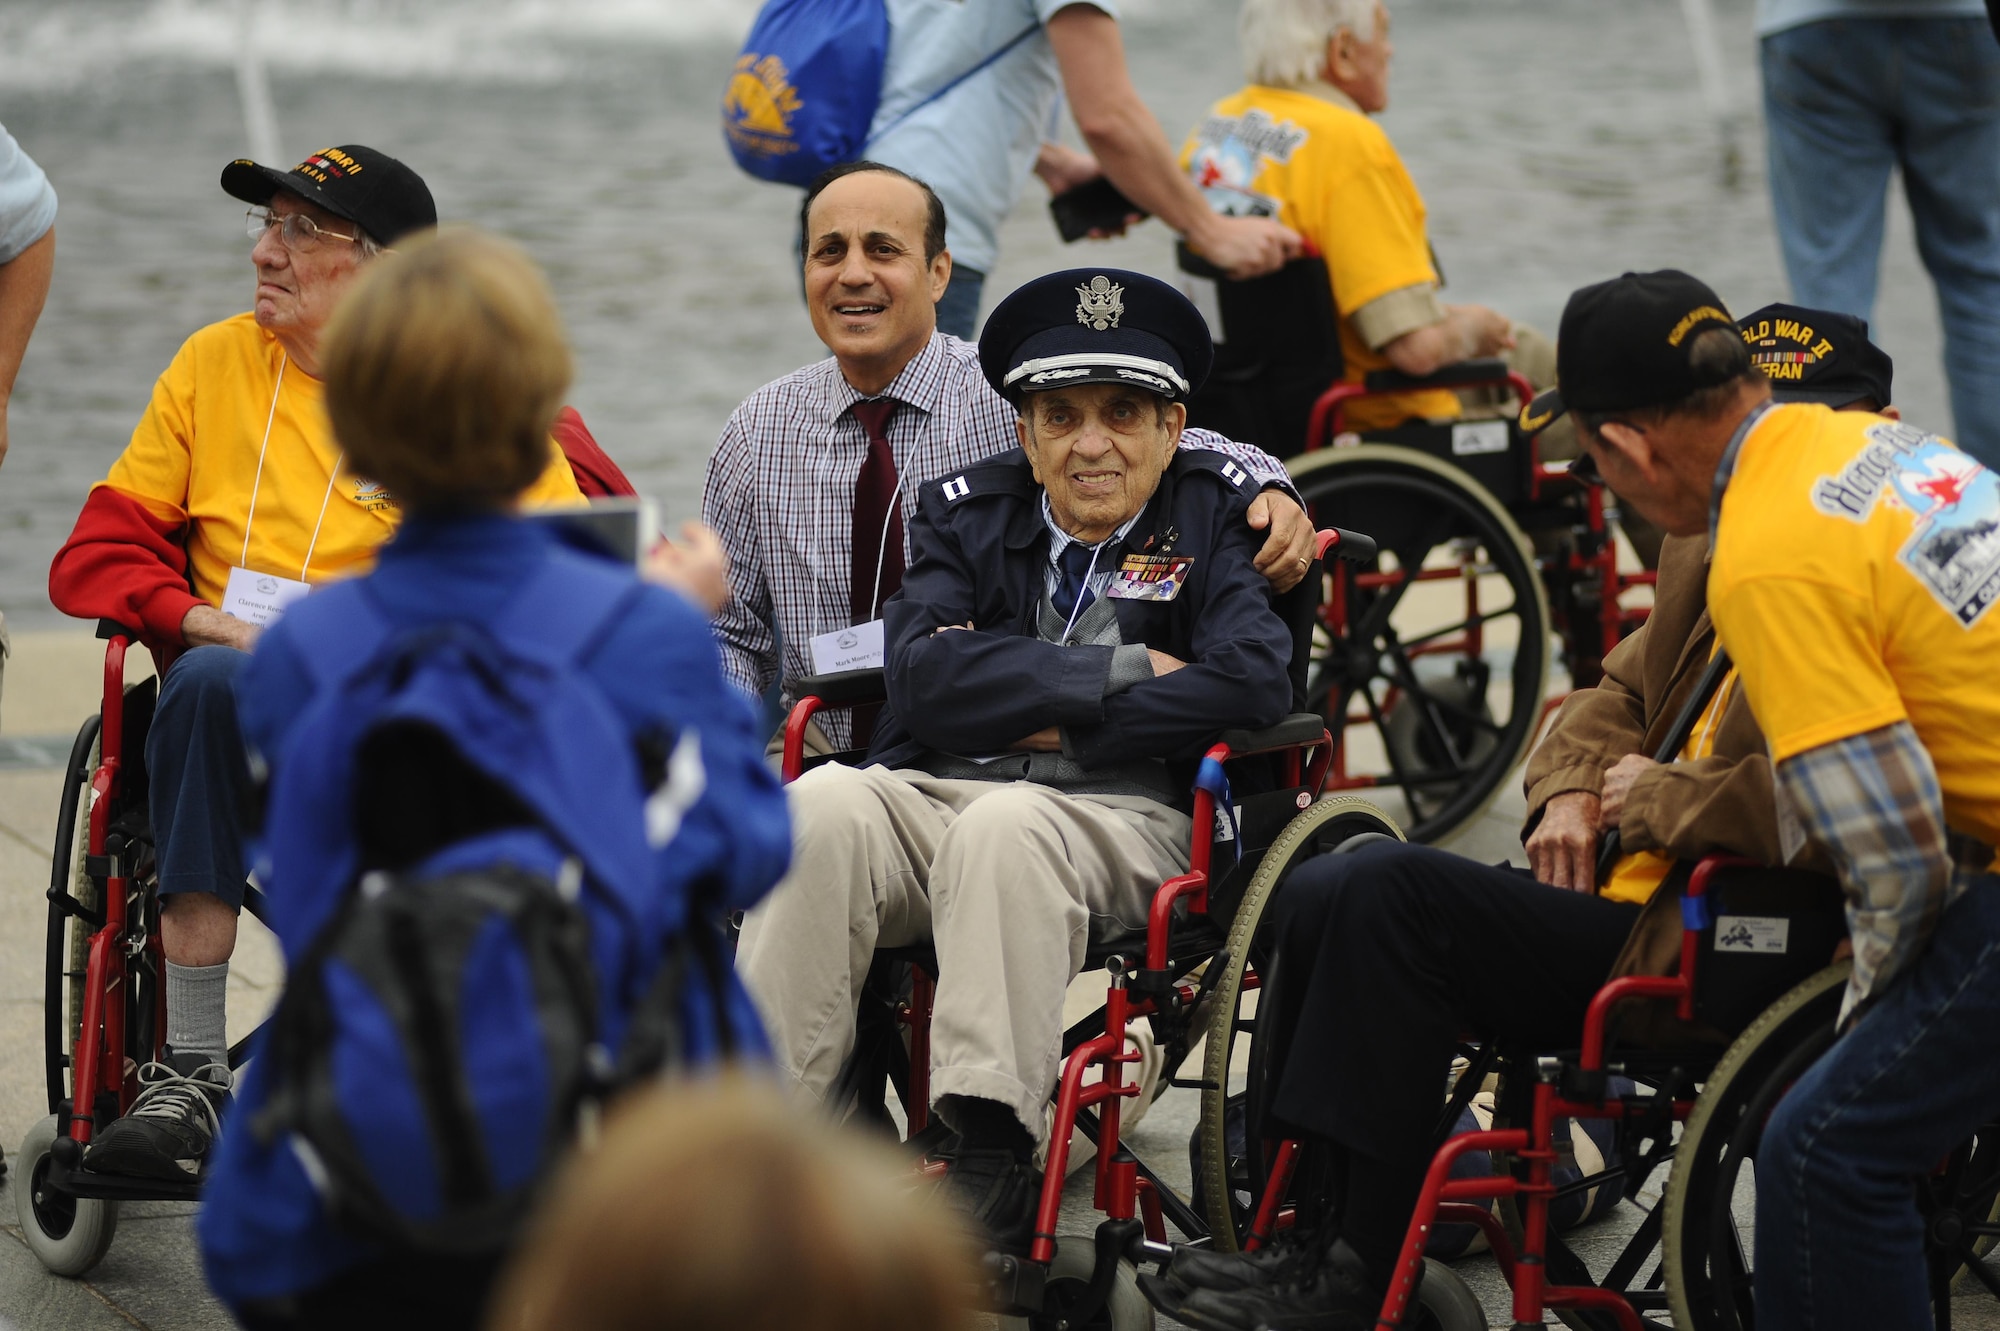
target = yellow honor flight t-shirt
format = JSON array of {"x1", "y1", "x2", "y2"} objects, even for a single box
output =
[
  {"x1": 101, "y1": 314, "x2": 585, "y2": 609},
  {"x1": 1709, "y1": 403, "x2": 2000, "y2": 857},
  {"x1": 1181, "y1": 84, "x2": 1460, "y2": 431}
]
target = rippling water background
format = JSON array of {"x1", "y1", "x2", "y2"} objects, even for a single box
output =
[{"x1": 0, "y1": 0, "x2": 1952, "y2": 626}]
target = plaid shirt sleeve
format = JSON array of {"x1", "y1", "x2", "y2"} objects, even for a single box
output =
[
  {"x1": 1179, "y1": 428, "x2": 1300, "y2": 500},
  {"x1": 702, "y1": 410, "x2": 778, "y2": 699},
  {"x1": 1775, "y1": 721, "x2": 1978, "y2": 1025}
]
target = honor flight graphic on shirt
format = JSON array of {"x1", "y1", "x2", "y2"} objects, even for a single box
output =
[
  {"x1": 1709, "y1": 404, "x2": 2000, "y2": 853},
  {"x1": 1810, "y1": 421, "x2": 2000, "y2": 628}
]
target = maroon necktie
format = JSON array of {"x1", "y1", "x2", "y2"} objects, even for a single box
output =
[{"x1": 849, "y1": 398, "x2": 903, "y2": 624}]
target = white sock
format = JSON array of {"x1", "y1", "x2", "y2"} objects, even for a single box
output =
[{"x1": 165, "y1": 960, "x2": 229, "y2": 1067}]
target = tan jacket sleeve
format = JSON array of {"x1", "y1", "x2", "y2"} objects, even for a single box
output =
[
  {"x1": 1619, "y1": 748, "x2": 1785, "y2": 863},
  {"x1": 1521, "y1": 620, "x2": 1650, "y2": 834}
]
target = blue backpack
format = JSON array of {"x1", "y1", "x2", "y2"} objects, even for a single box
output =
[
  {"x1": 247, "y1": 552, "x2": 744, "y2": 1256},
  {"x1": 722, "y1": 0, "x2": 1039, "y2": 187}
]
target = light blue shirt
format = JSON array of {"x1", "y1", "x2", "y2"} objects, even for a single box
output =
[
  {"x1": 0, "y1": 123, "x2": 55, "y2": 265},
  {"x1": 1757, "y1": 0, "x2": 1983, "y2": 37},
  {"x1": 866, "y1": 0, "x2": 1116, "y2": 274}
]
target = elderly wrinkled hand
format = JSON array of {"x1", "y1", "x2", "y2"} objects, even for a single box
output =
[
  {"x1": 1599, "y1": 753, "x2": 1659, "y2": 827},
  {"x1": 1248, "y1": 490, "x2": 1315, "y2": 593},
  {"x1": 642, "y1": 521, "x2": 731, "y2": 616},
  {"x1": 1527, "y1": 790, "x2": 1601, "y2": 894}
]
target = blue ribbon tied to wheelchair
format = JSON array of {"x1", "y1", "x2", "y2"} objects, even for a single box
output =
[{"x1": 1194, "y1": 754, "x2": 1241, "y2": 847}]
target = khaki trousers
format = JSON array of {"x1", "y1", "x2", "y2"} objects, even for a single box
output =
[{"x1": 736, "y1": 764, "x2": 1190, "y2": 1143}]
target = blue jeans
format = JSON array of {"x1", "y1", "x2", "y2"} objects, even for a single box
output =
[
  {"x1": 1754, "y1": 877, "x2": 2000, "y2": 1329},
  {"x1": 147, "y1": 645, "x2": 251, "y2": 910},
  {"x1": 1762, "y1": 18, "x2": 2000, "y2": 467},
  {"x1": 932, "y1": 264, "x2": 986, "y2": 342}
]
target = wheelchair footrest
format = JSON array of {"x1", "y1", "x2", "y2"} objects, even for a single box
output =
[
  {"x1": 985, "y1": 1251, "x2": 1047, "y2": 1316},
  {"x1": 46, "y1": 1151, "x2": 204, "y2": 1203}
]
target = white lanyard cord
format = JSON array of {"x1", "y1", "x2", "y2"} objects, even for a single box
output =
[
  {"x1": 239, "y1": 351, "x2": 340, "y2": 582},
  {"x1": 865, "y1": 491, "x2": 899, "y2": 622},
  {"x1": 298, "y1": 456, "x2": 341, "y2": 583},
  {"x1": 1060, "y1": 538, "x2": 1110, "y2": 644},
  {"x1": 239, "y1": 353, "x2": 285, "y2": 567}
]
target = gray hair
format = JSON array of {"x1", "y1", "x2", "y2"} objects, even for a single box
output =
[{"x1": 1240, "y1": 0, "x2": 1380, "y2": 88}]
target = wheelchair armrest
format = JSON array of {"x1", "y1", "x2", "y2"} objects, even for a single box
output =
[
  {"x1": 791, "y1": 667, "x2": 888, "y2": 709},
  {"x1": 1316, "y1": 527, "x2": 1378, "y2": 564},
  {"x1": 1217, "y1": 713, "x2": 1329, "y2": 757},
  {"x1": 95, "y1": 618, "x2": 141, "y2": 643},
  {"x1": 1361, "y1": 357, "x2": 1511, "y2": 393}
]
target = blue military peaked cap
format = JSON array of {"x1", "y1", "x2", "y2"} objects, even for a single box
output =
[{"x1": 979, "y1": 267, "x2": 1214, "y2": 405}]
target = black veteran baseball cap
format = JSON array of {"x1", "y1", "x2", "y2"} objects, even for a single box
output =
[
  {"x1": 1518, "y1": 270, "x2": 1739, "y2": 432},
  {"x1": 221, "y1": 145, "x2": 436, "y2": 246},
  {"x1": 979, "y1": 267, "x2": 1213, "y2": 404},
  {"x1": 1736, "y1": 303, "x2": 1892, "y2": 409}
]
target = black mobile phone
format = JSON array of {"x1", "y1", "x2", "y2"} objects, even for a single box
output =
[{"x1": 1049, "y1": 177, "x2": 1148, "y2": 243}]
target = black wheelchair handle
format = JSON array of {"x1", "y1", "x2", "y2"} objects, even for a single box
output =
[
  {"x1": 792, "y1": 666, "x2": 888, "y2": 708},
  {"x1": 96, "y1": 618, "x2": 142, "y2": 642},
  {"x1": 1321, "y1": 528, "x2": 1379, "y2": 564},
  {"x1": 1361, "y1": 357, "x2": 1511, "y2": 394}
]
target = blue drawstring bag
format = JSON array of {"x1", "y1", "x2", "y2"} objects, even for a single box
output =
[
  {"x1": 722, "y1": 0, "x2": 1042, "y2": 189},
  {"x1": 722, "y1": 0, "x2": 891, "y2": 187}
]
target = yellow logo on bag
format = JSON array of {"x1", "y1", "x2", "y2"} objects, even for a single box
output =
[{"x1": 723, "y1": 53, "x2": 804, "y2": 161}]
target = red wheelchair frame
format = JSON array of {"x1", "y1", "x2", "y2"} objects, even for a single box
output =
[
  {"x1": 778, "y1": 531, "x2": 1361, "y2": 1314},
  {"x1": 1302, "y1": 368, "x2": 1657, "y2": 805},
  {"x1": 36, "y1": 628, "x2": 264, "y2": 1214},
  {"x1": 1228, "y1": 853, "x2": 1829, "y2": 1330},
  {"x1": 60, "y1": 632, "x2": 163, "y2": 1153}
]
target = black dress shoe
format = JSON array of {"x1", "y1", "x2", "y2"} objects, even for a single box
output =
[
  {"x1": 1145, "y1": 1238, "x2": 1390, "y2": 1331},
  {"x1": 934, "y1": 1143, "x2": 1040, "y2": 1256},
  {"x1": 1162, "y1": 1230, "x2": 1317, "y2": 1295}
]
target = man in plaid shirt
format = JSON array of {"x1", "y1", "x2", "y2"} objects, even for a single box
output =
[
  {"x1": 703, "y1": 161, "x2": 1311, "y2": 751},
  {"x1": 1543, "y1": 271, "x2": 2000, "y2": 1331}
]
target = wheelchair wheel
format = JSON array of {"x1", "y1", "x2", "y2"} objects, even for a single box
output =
[
  {"x1": 1000, "y1": 1237, "x2": 1153, "y2": 1331},
  {"x1": 1411, "y1": 1258, "x2": 1488, "y2": 1331},
  {"x1": 15, "y1": 1115, "x2": 119, "y2": 1277},
  {"x1": 1661, "y1": 963, "x2": 1848, "y2": 1329},
  {"x1": 44, "y1": 715, "x2": 100, "y2": 1116},
  {"x1": 1290, "y1": 446, "x2": 1551, "y2": 845},
  {"x1": 1197, "y1": 797, "x2": 1405, "y2": 1249}
]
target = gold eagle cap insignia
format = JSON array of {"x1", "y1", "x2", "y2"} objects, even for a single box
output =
[{"x1": 1076, "y1": 275, "x2": 1124, "y2": 331}]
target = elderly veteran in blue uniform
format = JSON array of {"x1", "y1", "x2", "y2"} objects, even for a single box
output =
[{"x1": 736, "y1": 269, "x2": 1294, "y2": 1251}]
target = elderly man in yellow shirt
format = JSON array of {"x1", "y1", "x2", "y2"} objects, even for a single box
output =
[
  {"x1": 47, "y1": 146, "x2": 582, "y2": 1184},
  {"x1": 1181, "y1": 0, "x2": 1519, "y2": 432}
]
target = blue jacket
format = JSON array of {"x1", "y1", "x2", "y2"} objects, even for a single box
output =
[
  {"x1": 870, "y1": 447, "x2": 1293, "y2": 800},
  {"x1": 198, "y1": 512, "x2": 791, "y2": 1306}
]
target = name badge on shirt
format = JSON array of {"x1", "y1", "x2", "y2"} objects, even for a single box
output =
[
  {"x1": 809, "y1": 618, "x2": 886, "y2": 675},
  {"x1": 222, "y1": 566, "x2": 313, "y2": 628},
  {"x1": 1106, "y1": 554, "x2": 1193, "y2": 602}
]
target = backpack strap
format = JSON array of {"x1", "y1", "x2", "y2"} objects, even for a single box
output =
[
  {"x1": 283, "y1": 582, "x2": 396, "y2": 695},
  {"x1": 490, "y1": 548, "x2": 644, "y2": 670},
  {"x1": 871, "y1": 20, "x2": 1041, "y2": 143}
]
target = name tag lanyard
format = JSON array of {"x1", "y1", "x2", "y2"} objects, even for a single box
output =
[
  {"x1": 862, "y1": 488, "x2": 900, "y2": 623},
  {"x1": 239, "y1": 352, "x2": 342, "y2": 582},
  {"x1": 1061, "y1": 539, "x2": 1111, "y2": 644}
]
